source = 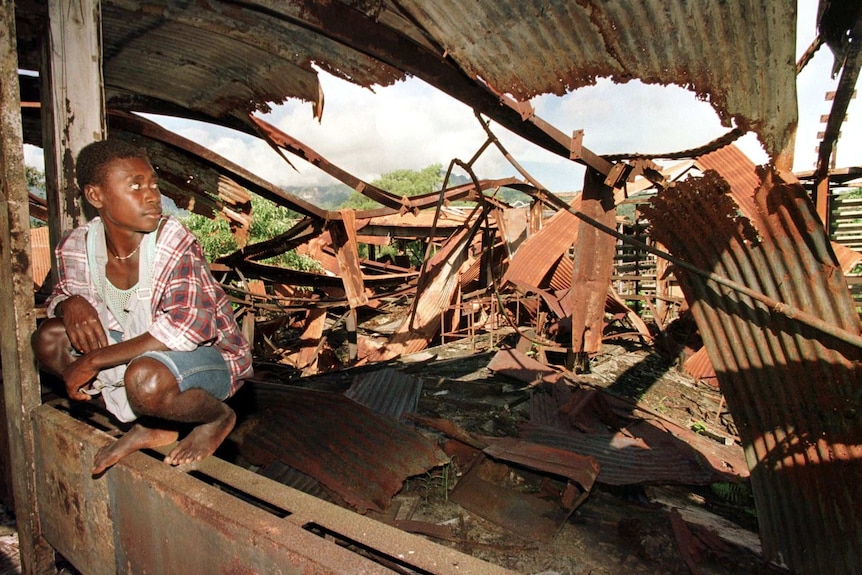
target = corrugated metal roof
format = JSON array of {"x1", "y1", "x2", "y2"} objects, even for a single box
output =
[
  {"x1": 17, "y1": 0, "x2": 799, "y2": 165},
  {"x1": 391, "y1": 0, "x2": 797, "y2": 160},
  {"x1": 644, "y1": 167, "x2": 862, "y2": 575}
]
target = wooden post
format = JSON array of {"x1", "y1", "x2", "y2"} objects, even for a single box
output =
[
  {"x1": 42, "y1": 0, "x2": 106, "y2": 255},
  {"x1": 0, "y1": 1, "x2": 58, "y2": 572}
]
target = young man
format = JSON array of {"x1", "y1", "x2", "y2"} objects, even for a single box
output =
[{"x1": 32, "y1": 139, "x2": 253, "y2": 475}]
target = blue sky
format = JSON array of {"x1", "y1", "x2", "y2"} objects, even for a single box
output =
[{"x1": 25, "y1": 0, "x2": 860, "y2": 193}]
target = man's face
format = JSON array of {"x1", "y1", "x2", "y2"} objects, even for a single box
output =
[{"x1": 85, "y1": 157, "x2": 163, "y2": 233}]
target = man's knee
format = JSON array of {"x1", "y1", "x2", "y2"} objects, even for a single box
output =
[
  {"x1": 125, "y1": 357, "x2": 177, "y2": 415},
  {"x1": 31, "y1": 318, "x2": 68, "y2": 365}
]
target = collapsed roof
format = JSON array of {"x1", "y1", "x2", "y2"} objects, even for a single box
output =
[
  {"x1": 17, "y1": 0, "x2": 801, "y2": 168},
  {"x1": 11, "y1": 2, "x2": 862, "y2": 575}
]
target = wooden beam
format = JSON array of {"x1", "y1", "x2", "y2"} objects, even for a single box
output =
[
  {"x1": 0, "y1": 1, "x2": 57, "y2": 572},
  {"x1": 42, "y1": 0, "x2": 106, "y2": 247}
]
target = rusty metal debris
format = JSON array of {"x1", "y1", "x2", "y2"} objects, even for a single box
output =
[{"x1": 235, "y1": 381, "x2": 450, "y2": 514}]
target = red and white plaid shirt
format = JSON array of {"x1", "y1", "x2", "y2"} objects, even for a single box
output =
[{"x1": 47, "y1": 216, "x2": 252, "y2": 395}]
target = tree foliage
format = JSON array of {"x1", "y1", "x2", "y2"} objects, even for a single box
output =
[
  {"x1": 341, "y1": 163, "x2": 443, "y2": 210},
  {"x1": 26, "y1": 165, "x2": 46, "y2": 195},
  {"x1": 182, "y1": 194, "x2": 321, "y2": 271}
]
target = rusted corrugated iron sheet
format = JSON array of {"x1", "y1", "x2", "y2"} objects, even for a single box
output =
[
  {"x1": 525, "y1": 383, "x2": 747, "y2": 486},
  {"x1": 449, "y1": 441, "x2": 598, "y2": 541},
  {"x1": 100, "y1": 0, "x2": 404, "y2": 120},
  {"x1": 345, "y1": 368, "x2": 424, "y2": 421},
  {"x1": 502, "y1": 195, "x2": 580, "y2": 289},
  {"x1": 696, "y1": 144, "x2": 760, "y2": 218},
  {"x1": 683, "y1": 346, "x2": 718, "y2": 387},
  {"x1": 488, "y1": 348, "x2": 562, "y2": 385},
  {"x1": 258, "y1": 460, "x2": 346, "y2": 507},
  {"x1": 28, "y1": 227, "x2": 50, "y2": 290},
  {"x1": 328, "y1": 209, "x2": 368, "y2": 308},
  {"x1": 290, "y1": 308, "x2": 327, "y2": 371},
  {"x1": 19, "y1": 1, "x2": 799, "y2": 171},
  {"x1": 699, "y1": 143, "x2": 862, "y2": 275},
  {"x1": 238, "y1": 383, "x2": 449, "y2": 514},
  {"x1": 392, "y1": 1, "x2": 797, "y2": 162},
  {"x1": 520, "y1": 424, "x2": 718, "y2": 487},
  {"x1": 644, "y1": 167, "x2": 862, "y2": 575}
]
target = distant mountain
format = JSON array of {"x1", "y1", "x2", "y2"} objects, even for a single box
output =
[{"x1": 287, "y1": 184, "x2": 354, "y2": 210}]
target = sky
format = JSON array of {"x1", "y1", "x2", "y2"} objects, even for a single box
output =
[{"x1": 24, "y1": 0, "x2": 861, "y2": 193}]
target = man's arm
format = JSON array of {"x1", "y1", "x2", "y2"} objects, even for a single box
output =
[{"x1": 63, "y1": 332, "x2": 170, "y2": 401}]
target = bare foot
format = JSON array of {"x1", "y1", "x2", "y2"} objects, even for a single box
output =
[
  {"x1": 92, "y1": 424, "x2": 179, "y2": 475},
  {"x1": 164, "y1": 409, "x2": 236, "y2": 466}
]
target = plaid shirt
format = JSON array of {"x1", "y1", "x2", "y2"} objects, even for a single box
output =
[{"x1": 47, "y1": 216, "x2": 252, "y2": 395}]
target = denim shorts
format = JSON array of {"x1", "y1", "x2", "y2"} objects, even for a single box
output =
[{"x1": 138, "y1": 346, "x2": 232, "y2": 400}]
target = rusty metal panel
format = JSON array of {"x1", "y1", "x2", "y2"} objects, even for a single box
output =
[
  {"x1": 238, "y1": 383, "x2": 450, "y2": 513},
  {"x1": 392, "y1": 0, "x2": 797, "y2": 161},
  {"x1": 99, "y1": 0, "x2": 404, "y2": 119},
  {"x1": 487, "y1": 348, "x2": 562, "y2": 385},
  {"x1": 696, "y1": 144, "x2": 761, "y2": 219},
  {"x1": 502, "y1": 195, "x2": 580, "y2": 289},
  {"x1": 449, "y1": 437, "x2": 597, "y2": 540},
  {"x1": 328, "y1": 210, "x2": 369, "y2": 308},
  {"x1": 645, "y1": 167, "x2": 862, "y2": 575},
  {"x1": 520, "y1": 423, "x2": 731, "y2": 487},
  {"x1": 370, "y1": 209, "x2": 489, "y2": 361},
  {"x1": 345, "y1": 368, "x2": 423, "y2": 421},
  {"x1": 698, "y1": 143, "x2": 862, "y2": 274},
  {"x1": 570, "y1": 169, "x2": 617, "y2": 354},
  {"x1": 449, "y1": 453, "x2": 591, "y2": 542},
  {"x1": 683, "y1": 346, "x2": 718, "y2": 386},
  {"x1": 525, "y1": 382, "x2": 749, "y2": 486},
  {"x1": 33, "y1": 406, "x2": 116, "y2": 575}
]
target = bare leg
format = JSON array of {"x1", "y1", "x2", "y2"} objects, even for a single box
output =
[
  {"x1": 31, "y1": 318, "x2": 76, "y2": 376},
  {"x1": 92, "y1": 424, "x2": 178, "y2": 475},
  {"x1": 126, "y1": 358, "x2": 236, "y2": 468},
  {"x1": 162, "y1": 390, "x2": 236, "y2": 466}
]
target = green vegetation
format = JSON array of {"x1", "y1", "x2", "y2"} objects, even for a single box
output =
[
  {"x1": 182, "y1": 194, "x2": 321, "y2": 271},
  {"x1": 26, "y1": 165, "x2": 45, "y2": 194},
  {"x1": 26, "y1": 166, "x2": 47, "y2": 228},
  {"x1": 341, "y1": 163, "x2": 444, "y2": 210},
  {"x1": 690, "y1": 420, "x2": 707, "y2": 435}
]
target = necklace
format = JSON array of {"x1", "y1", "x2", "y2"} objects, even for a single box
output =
[{"x1": 110, "y1": 240, "x2": 142, "y2": 260}]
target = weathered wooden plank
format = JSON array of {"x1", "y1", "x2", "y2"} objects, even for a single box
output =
[
  {"x1": 43, "y1": 0, "x2": 106, "y2": 241},
  {"x1": 0, "y1": 2, "x2": 56, "y2": 571}
]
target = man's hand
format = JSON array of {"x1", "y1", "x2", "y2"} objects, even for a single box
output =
[
  {"x1": 60, "y1": 295, "x2": 109, "y2": 353},
  {"x1": 62, "y1": 355, "x2": 100, "y2": 401}
]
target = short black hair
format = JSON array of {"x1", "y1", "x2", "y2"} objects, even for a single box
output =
[{"x1": 75, "y1": 139, "x2": 150, "y2": 191}]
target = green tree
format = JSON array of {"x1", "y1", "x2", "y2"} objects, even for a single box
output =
[
  {"x1": 341, "y1": 163, "x2": 443, "y2": 210},
  {"x1": 26, "y1": 165, "x2": 47, "y2": 228},
  {"x1": 26, "y1": 165, "x2": 46, "y2": 194},
  {"x1": 340, "y1": 164, "x2": 448, "y2": 266},
  {"x1": 182, "y1": 194, "x2": 321, "y2": 271}
]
